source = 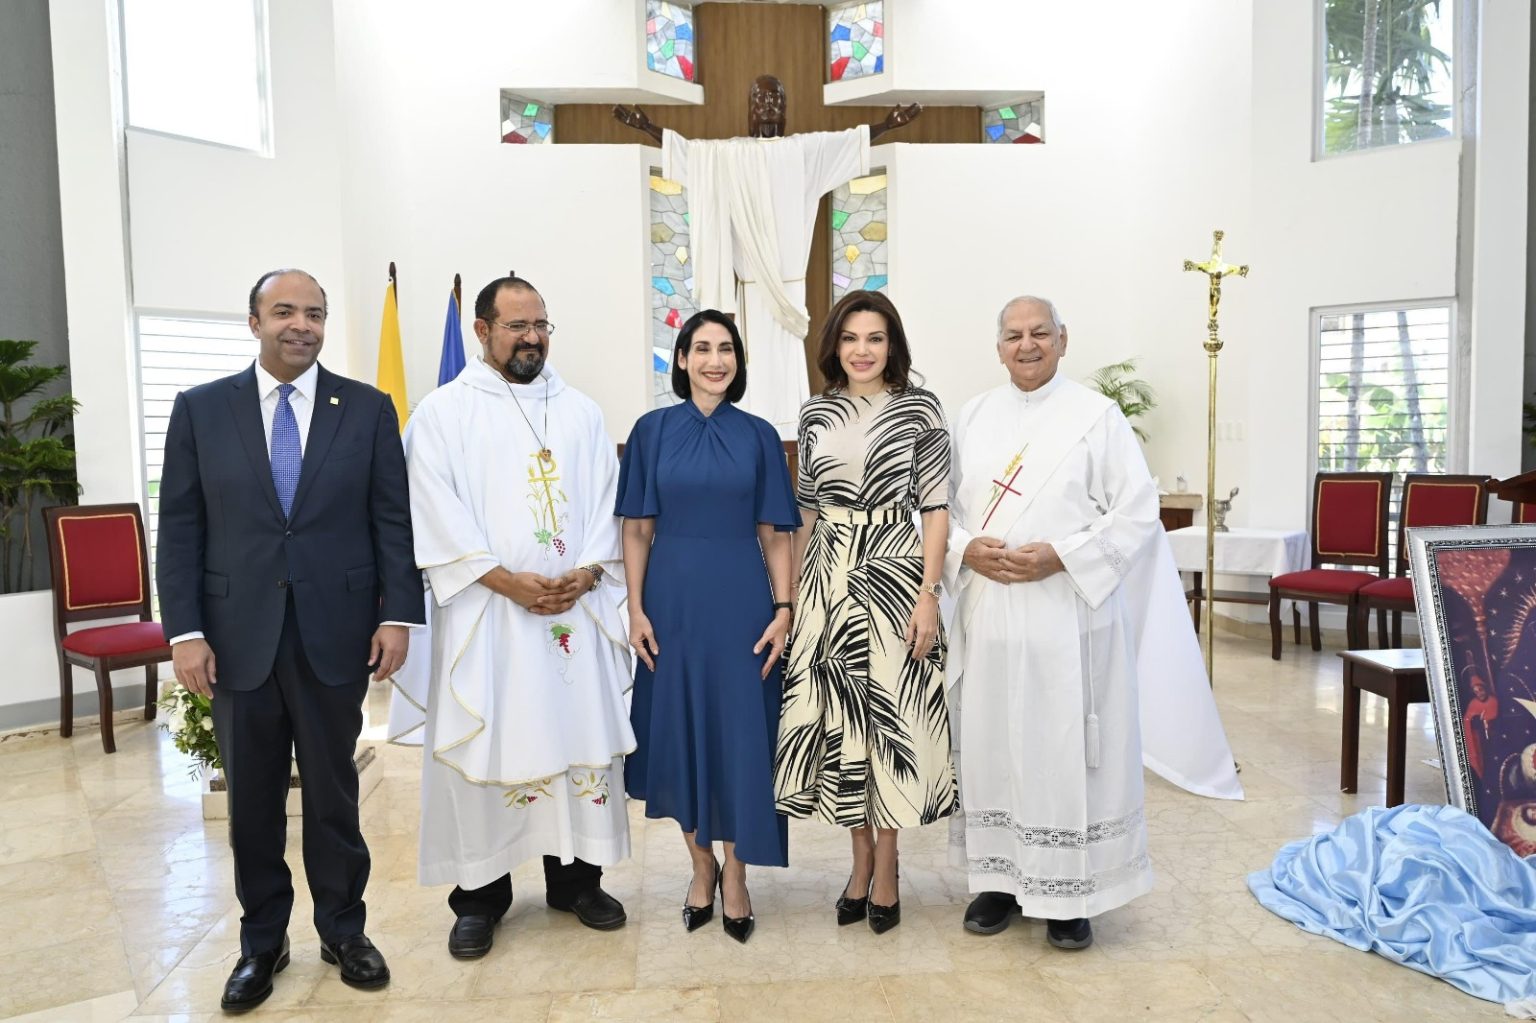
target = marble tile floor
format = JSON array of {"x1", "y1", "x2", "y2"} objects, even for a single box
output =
[{"x1": 0, "y1": 633, "x2": 1504, "y2": 1022}]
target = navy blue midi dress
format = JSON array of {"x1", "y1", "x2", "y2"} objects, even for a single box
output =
[{"x1": 617, "y1": 400, "x2": 801, "y2": 866}]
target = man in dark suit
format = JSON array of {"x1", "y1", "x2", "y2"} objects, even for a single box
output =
[{"x1": 156, "y1": 269, "x2": 423, "y2": 1011}]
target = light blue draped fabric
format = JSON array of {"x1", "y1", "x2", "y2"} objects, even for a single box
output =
[{"x1": 1248, "y1": 804, "x2": 1536, "y2": 1013}]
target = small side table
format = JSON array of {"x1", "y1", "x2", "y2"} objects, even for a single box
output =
[{"x1": 1338, "y1": 648, "x2": 1429, "y2": 807}]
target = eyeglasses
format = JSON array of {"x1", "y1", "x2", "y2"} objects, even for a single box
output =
[{"x1": 489, "y1": 319, "x2": 555, "y2": 338}]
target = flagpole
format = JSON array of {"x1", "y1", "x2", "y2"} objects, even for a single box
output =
[{"x1": 453, "y1": 272, "x2": 462, "y2": 310}]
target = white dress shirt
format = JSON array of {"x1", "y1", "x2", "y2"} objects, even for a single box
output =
[{"x1": 169, "y1": 359, "x2": 419, "y2": 645}]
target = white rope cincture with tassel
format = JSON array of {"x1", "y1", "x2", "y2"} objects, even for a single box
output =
[{"x1": 1085, "y1": 619, "x2": 1100, "y2": 770}]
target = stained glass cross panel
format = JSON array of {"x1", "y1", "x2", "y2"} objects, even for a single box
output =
[
  {"x1": 647, "y1": 1, "x2": 696, "y2": 82},
  {"x1": 649, "y1": 174, "x2": 694, "y2": 408},
  {"x1": 500, "y1": 91, "x2": 554, "y2": 144},
  {"x1": 828, "y1": 1, "x2": 884, "y2": 81},
  {"x1": 831, "y1": 172, "x2": 888, "y2": 302}
]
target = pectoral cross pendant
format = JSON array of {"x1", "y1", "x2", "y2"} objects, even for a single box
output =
[{"x1": 539, "y1": 448, "x2": 552, "y2": 462}]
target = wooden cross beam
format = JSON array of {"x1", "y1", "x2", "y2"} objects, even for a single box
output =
[{"x1": 550, "y1": 2, "x2": 980, "y2": 386}]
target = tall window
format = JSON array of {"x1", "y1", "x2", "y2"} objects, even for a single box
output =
[
  {"x1": 138, "y1": 316, "x2": 259, "y2": 598},
  {"x1": 122, "y1": 0, "x2": 270, "y2": 152},
  {"x1": 1314, "y1": 302, "x2": 1454, "y2": 563},
  {"x1": 1320, "y1": 0, "x2": 1454, "y2": 155}
]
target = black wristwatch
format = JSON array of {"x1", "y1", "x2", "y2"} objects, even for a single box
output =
[{"x1": 772, "y1": 601, "x2": 794, "y2": 612}]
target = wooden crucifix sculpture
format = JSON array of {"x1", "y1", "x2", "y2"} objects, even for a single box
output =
[{"x1": 610, "y1": 75, "x2": 920, "y2": 434}]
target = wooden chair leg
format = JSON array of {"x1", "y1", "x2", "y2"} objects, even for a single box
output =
[
  {"x1": 57, "y1": 654, "x2": 74, "y2": 739},
  {"x1": 1376, "y1": 608, "x2": 1388, "y2": 649},
  {"x1": 144, "y1": 662, "x2": 159, "y2": 720},
  {"x1": 1353, "y1": 603, "x2": 1369, "y2": 650},
  {"x1": 1269, "y1": 590, "x2": 1282, "y2": 660},
  {"x1": 94, "y1": 662, "x2": 116, "y2": 755},
  {"x1": 1308, "y1": 602, "x2": 1322, "y2": 651},
  {"x1": 1391, "y1": 612, "x2": 1403, "y2": 648},
  {"x1": 1292, "y1": 603, "x2": 1302, "y2": 646},
  {"x1": 1340, "y1": 660, "x2": 1361, "y2": 793}
]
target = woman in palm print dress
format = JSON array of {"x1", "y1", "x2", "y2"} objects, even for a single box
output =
[{"x1": 774, "y1": 289, "x2": 956, "y2": 935}]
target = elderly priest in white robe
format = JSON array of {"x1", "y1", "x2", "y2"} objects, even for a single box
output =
[
  {"x1": 945, "y1": 295, "x2": 1241, "y2": 950},
  {"x1": 395, "y1": 275, "x2": 636, "y2": 960}
]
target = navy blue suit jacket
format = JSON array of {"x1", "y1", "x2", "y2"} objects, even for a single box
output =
[{"x1": 155, "y1": 364, "x2": 424, "y2": 690}]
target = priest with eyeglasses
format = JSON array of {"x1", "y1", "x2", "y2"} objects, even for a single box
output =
[{"x1": 392, "y1": 274, "x2": 636, "y2": 959}]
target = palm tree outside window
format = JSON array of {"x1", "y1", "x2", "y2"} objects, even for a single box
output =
[{"x1": 1320, "y1": 0, "x2": 1455, "y2": 155}]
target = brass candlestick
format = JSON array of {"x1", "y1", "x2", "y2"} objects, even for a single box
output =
[{"x1": 1183, "y1": 230, "x2": 1249, "y2": 686}]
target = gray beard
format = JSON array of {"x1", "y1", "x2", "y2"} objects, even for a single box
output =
[{"x1": 503, "y1": 350, "x2": 545, "y2": 383}]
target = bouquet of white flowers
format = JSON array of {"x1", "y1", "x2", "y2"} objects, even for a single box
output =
[{"x1": 158, "y1": 684, "x2": 221, "y2": 776}]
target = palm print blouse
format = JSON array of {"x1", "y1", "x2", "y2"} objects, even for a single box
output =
[{"x1": 796, "y1": 387, "x2": 950, "y2": 514}]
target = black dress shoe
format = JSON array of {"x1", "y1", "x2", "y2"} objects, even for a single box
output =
[
  {"x1": 719, "y1": 871, "x2": 755, "y2": 945},
  {"x1": 1046, "y1": 917, "x2": 1093, "y2": 950},
  {"x1": 221, "y1": 936, "x2": 289, "y2": 1012},
  {"x1": 963, "y1": 891, "x2": 1022, "y2": 935},
  {"x1": 682, "y1": 860, "x2": 719, "y2": 933},
  {"x1": 835, "y1": 874, "x2": 870, "y2": 926},
  {"x1": 319, "y1": 933, "x2": 390, "y2": 988},
  {"x1": 548, "y1": 886, "x2": 627, "y2": 930},
  {"x1": 867, "y1": 899, "x2": 901, "y2": 935},
  {"x1": 448, "y1": 913, "x2": 499, "y2": 959}
]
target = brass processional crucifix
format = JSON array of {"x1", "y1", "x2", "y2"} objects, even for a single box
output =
[{"x1": 1183, "y1": 230, "x2": 1249, "y2": 686}]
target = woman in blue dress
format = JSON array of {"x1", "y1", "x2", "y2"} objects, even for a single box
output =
[{"x1": 617, "y1": 309, "x2": 800, "y2": 945}]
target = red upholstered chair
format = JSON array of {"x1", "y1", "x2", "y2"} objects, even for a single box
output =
[
  {"x1": 1355, "y1": 474, "x2": 1489, "y2": 648},
  {"x1": 1267, "y1": 472, "x2": 1392, "y2": 660},
  {"x1": 42, "y1": 503, "x2": 170, "y2": 754}
]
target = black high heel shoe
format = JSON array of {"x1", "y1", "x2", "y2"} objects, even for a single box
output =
[
  {"x1": 682, "y1": 859, "x2": 719, "y2": 933},
  {"x1": 720, "y1": 868, "x2": 755, "y2": 944},
  {"x1": 835, "y1": 873, "x2": 871, "y2": 926},
  {"x1": 867, "y1": 867, "x2": 901, "y2": 934}
]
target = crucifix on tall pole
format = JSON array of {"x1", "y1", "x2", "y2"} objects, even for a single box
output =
[{"x1": 1183, "y1": 230, "x2": 1249, "y2": 686}]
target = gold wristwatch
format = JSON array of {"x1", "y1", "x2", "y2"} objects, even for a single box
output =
[
  {"x1": 580, "y1": 564, "x2": 604, "y2": 591},
  {"x1": 918, "y1": 581, "x2": 942, "y2": 599}
]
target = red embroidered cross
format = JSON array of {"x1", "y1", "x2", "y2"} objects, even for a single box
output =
[{"x1": 981, "y1": 465, "x2": 1024, "y2": 529}]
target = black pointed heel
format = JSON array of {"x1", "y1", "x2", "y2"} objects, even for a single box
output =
[
  {"x1": 682, "y1": 859, "x2": 719, "y2": 933},
  {"x1": 868, "y1": 898, "x2": 901, "y2": 934},
  {"x1": 720, "y1": 869, "x2": 755, "y2": 944},
  {"x1": 835, "y1": 873, "x2": 871, "y2": 926}
]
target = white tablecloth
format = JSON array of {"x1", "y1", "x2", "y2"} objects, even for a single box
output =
[{"x1": 1166, "y1": 526, "x2": 1310, "y2": 579}]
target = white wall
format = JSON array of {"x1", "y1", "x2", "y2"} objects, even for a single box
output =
[
  {"x1": 331, "y1": 0, "x2": 657, "y2": 441},
  {"x1": 12, "y1": 0, "x2": 354, "y2": 725},
  {"x1": 885, "y1": 0, "x2": 1254, "y2": 508}
]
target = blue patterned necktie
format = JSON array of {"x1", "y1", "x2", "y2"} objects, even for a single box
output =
[{"x1": 270, "y1": 383, "x2": 302, "y2": 518}]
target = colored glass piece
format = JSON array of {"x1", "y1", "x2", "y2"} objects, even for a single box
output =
[
  {"x1": 650, "y1": 175, "x2": 684, "y2": 196},
  {"x1": 987, "y1": 124, "x2": 1006, "y2": 141},
  {"x1": 848, "y1": 174, "x2": 886, "y2": 195},
  {"x1": 832, "y1": 272, "x2": 851, "y2": 289},
  {"x1": 654, "y1": 351, "x2": 668, "y2": 373},
  {"x1": 997, "y1": 106, "x2": 1016, "y2": 120},
  {"x1": 845, "y1": 244, "x2": 860, "y2": 266},
  {"x1": 653, "y1": 276, "x2": 675, "y2": 296},
  {"x1": 831, "y1": 56, "x2": 851, "y2": 80},
  {"x1": 534, "y1": 122, "x2": 552, "y2": 138},
  {"x1": 678, "y1": 55, "x2": 694, "y2": 81},
  {"x1": 859, "y1": 222, "x2": 887, "y2": 242},
  {"x1": 676, "y1": 23, "x2": 692, "y2": 41},
  {"x1": 676, "y1": 246, "x2": 689, "y2": 266},
  {"x1": 665, "y1": 308, "x2": 682, "y2": 328},
  {"x1": 524, "y1": 102, "x2": 540, "y2": 117},
  {"x1": 831, "y1": 210, "x2": 850, "y2": 230},
  {"x1": 661, "y1": 39, "x2": 674, "y2": 59},
  {"x1": 503, "y1": 131, "x2": 527, "y2": 143},
  {"x1": 831, "y1": 24, "x2": 851, "y2": 42},
  {"x1": 874, "y1": 54, "x2": 883, "y2": 73},
  {"x1": 865, "y1": 274, "x2": 889, "y2": 292},
  {"x1": 852, "y1": 41, "x2": 868, "y2": 61}
]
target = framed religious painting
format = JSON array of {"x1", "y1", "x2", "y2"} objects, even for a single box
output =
[{"x1": 1409, "y1": 523, "x2": 1536, "y2": 854}]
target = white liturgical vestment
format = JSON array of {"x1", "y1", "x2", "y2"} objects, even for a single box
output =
[
  {"x1": 391, "y1": 358, "x2": 635, "y2": 889},
  {"x1": 944, "y1": 375, "x2": 1242, "y2": 918},
  {"x1": 662, "y1": 125, "x2": 869, "y2": 437}
]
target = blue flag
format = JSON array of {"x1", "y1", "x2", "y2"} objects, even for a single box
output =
[{"x1": 437, "y1": 290, "x2": 467, "y2": 386}]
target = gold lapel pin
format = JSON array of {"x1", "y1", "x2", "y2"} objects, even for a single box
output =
[{"x1": 330, "y1": 396, "x2": 341, "y2": 405}]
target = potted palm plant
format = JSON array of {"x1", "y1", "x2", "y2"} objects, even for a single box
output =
[
  {"x1": 0, "y1": 339, "x2": 79, "y2": 593},
  {"x1": 1089, "y1": 359, "x2": 1157, "y2": 442}
]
